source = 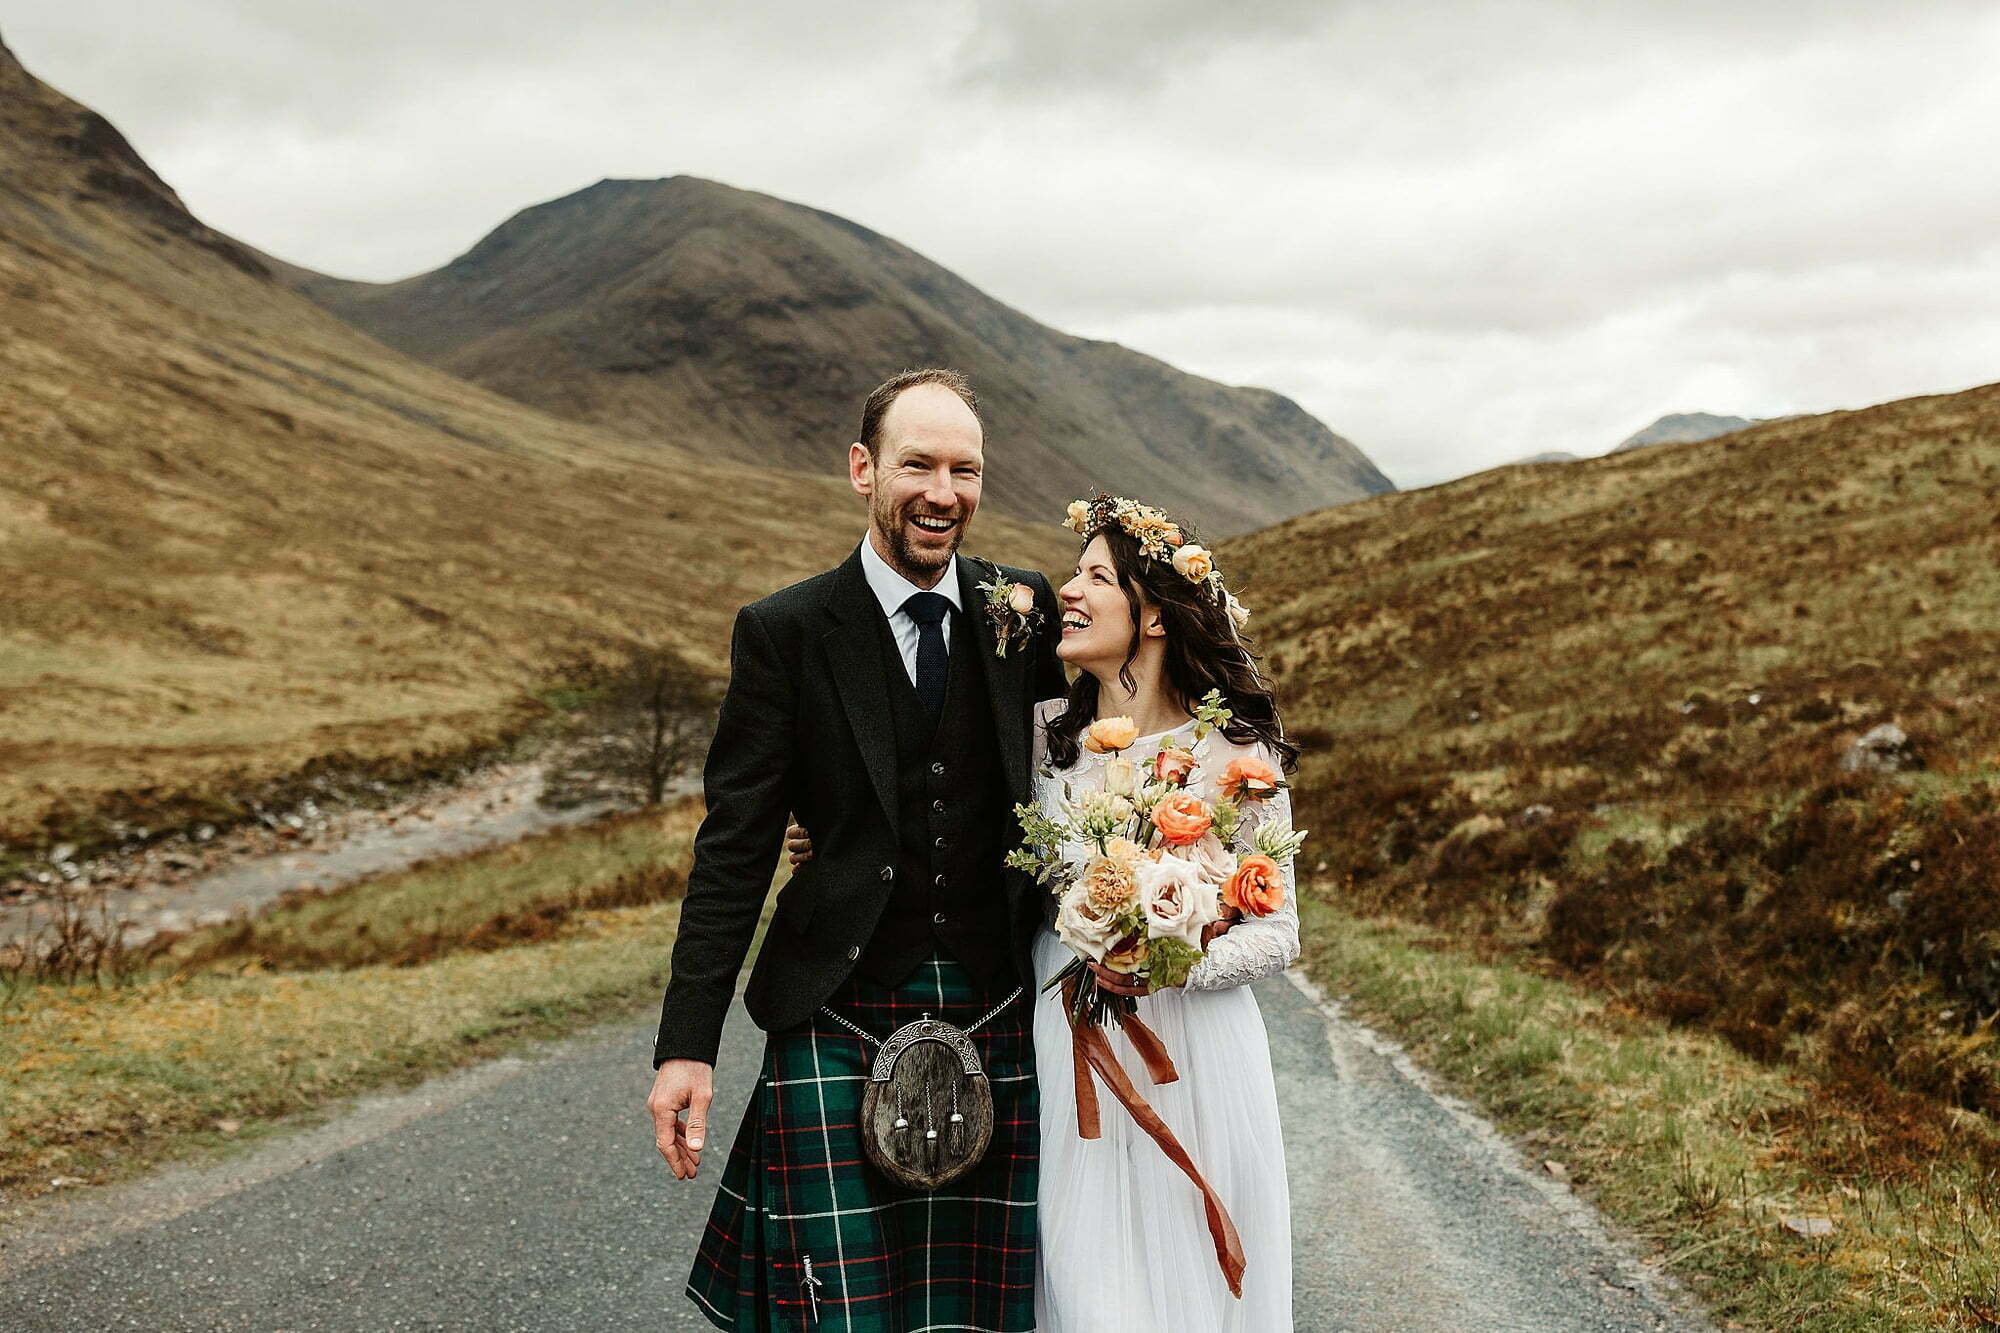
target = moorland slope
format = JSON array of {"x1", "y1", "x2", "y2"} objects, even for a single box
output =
[
  {"x1": 1230, "y1": 383, "x2": 2000, "y2": 1109},
  {"x1": 0, "y1": 36, "x2": 1069, "y2": 850}
]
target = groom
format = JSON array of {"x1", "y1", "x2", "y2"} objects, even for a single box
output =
[{"x1": 648, "y1": 367, "x2": 1065, "y2": 1330}]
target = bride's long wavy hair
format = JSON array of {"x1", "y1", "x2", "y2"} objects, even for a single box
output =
[{"x1": 1044, "y1": 522, "x2": 1297, "y2": 772}]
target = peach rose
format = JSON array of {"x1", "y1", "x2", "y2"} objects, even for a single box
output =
[
  {"x1": 1223, "y1": 853, "x2": 1286, "y2": 917},
  {"x1": 1152, "y1": 745, "x2": 1198, "y2": 785},
  {"x1": 1151, "y1": 792, "x2": 1214, "y2": 846},
  {"x1": 1220, "y1": 756, "x2": 1282, "y2": 802},
  {"x1": 1007, "y1": 581, "x2": 1036, "y2": 616},
  {"x1": 1171, "y1": 544, "x2": 1214, "y2": 581},
  {"x1": 1083, "y1": 716, "x2": 1140, "y2": 753}
]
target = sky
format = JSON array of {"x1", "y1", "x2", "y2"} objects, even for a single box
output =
[{"x1": 10, "y1": 1, "x2": 2000, "y2": 487}]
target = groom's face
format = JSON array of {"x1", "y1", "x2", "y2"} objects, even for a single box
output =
[{"x1": 850, "y1": 383, "x2": 984, "y2": 585}]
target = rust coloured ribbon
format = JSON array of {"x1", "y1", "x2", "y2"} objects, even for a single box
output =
[{"x1": 1063, "y1": 976, "x2": 1247, "y2": 1299}]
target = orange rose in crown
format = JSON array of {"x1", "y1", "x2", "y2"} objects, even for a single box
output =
[
  {"x1": 1219, "y1": 756, "x2": 1283, "y2": 802},
  {"x1": 1223, "y1": 853, "x2": 1286, "y2": 917},
  {"x1": 1151, "y1": 792, "x2": 1214, "y2": 846}
]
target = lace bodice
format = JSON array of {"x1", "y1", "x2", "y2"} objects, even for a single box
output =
[{"x1": 1029, "y1": 701, "x2": 1302, "y2": 993}]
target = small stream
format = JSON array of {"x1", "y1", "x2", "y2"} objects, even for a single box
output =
[{"x1": 0, "y1": 762, "x2": 633, "y2": 951}]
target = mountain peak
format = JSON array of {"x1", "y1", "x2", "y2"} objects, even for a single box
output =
[{"x1": 293, "y1": 177, "x2": 1392, "y2": 532}]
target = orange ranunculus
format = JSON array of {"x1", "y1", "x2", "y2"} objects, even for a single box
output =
[
  {"x1": 1152, "y1": 745, "x2": 1198, "y2": 785},
  {"x1": 1084, "y1": 716, "x2": 1140, "y2": 753},
  {"x1": 1151, "y1": 792, "x2": 1214, "y2": 846},
  {"x1": 1223, "y1": 853, "x2": 1286, "y2": 917},
  {"x1": 1220, "y1": 756, "x2": 1282, "y2": 802}
]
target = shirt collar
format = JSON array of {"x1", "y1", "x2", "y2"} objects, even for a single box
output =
[{"x1": 858, "y1": 534, "x2": 962, "y2": 620}]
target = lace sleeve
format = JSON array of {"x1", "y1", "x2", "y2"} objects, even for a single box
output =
[{"x1": 1183, "y1": 747, "x2": 1301, "y2": 993}]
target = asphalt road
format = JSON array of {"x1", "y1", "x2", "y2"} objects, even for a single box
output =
[{"x1": 0, "y1": 973, "x2": 1709, "y2": 1332}]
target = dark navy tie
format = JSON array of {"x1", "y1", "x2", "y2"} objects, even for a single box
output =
[{"x1": 901, "y1": 591, "x2": 951, "y2": 723}]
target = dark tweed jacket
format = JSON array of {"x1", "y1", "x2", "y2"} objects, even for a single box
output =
[{"x1": 652, "y1": 544, "x2": 1065, "y2": 1068}]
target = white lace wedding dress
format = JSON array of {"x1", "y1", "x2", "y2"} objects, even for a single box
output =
[{"x1": 1029, "y1": 702, "x2": 1297, "y2": 1332}]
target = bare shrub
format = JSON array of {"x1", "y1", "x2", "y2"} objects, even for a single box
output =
[{"x1": 541, "y1": 646, "x2": 721, "y2": 808}]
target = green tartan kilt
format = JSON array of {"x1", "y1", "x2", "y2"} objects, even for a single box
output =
[{"x1": 686, "y1": 956, "x2": 1039, "y2": 1333}]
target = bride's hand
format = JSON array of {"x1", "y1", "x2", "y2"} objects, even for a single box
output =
[
  {"x1": 1200, "y1": 907, "x2": 1243, "y2": 950},
  {"x1": 1087, "y1": 960, "x2": 1150, "y2": 997}
]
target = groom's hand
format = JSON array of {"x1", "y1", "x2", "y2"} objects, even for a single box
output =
[
  {"x1": 648, "y1": 1059, "x2": 715, "y2": 1179},
  {"x1": 784, "y1": 819, "x2": 814, "y2": 867}
]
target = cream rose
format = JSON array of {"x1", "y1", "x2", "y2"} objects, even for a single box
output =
[
  {"x1": 1102, "y1": 756, "x2": 1140, "y2": 798},
  {"x1": 1186, "y1": 831, "x2": 1237, "y2": 888},
  {"x1": 1056, "y1": 880, "x2": 1123, "y2": 962},
  {"x1": 1066, "y1": 499, "x2": 1092, "y2": 534},
  {"x1": 1007, "y1": 581, "x2": 1036, "y2": 616},
  {"x1": 1171, "y1": 544, "x2": 1214, "y2": 582},
  {"x1": 1225, "y1": 593, "x2": 1251, "y2": 631},
  {"x1": 1135, "y1": 851, "x2": 1221, "y2": 951}
]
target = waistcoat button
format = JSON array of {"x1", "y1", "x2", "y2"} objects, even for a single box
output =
[
  {"x1": 930, "y1": 761, "x2": 946, "y2": 776},
  {"x1": 932, "y1": 912, "x2": 946, "y2": 925},
  {"x1": 930, "y1": 799, "x2": 946, "y2": 815},
  {"x1": 879, "y1": 865, "x2": 895, "y2": 882},
  {"x1": 846, "y1": 945, "x2": 860, "y2": 961}
]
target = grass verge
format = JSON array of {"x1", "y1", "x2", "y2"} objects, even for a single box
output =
[
  {"x1": 1302, "y1": 896, "x2": 2000, "y2": 1331},
  {"x1": 0, "y1": 802, "x2": 710, "y2": 1200}
]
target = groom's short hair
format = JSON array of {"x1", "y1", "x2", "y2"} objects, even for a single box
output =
[{"x1": 858, "y1": 368, "x2": 980, "y2": 460}]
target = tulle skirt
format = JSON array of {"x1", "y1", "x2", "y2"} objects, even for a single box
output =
[{"x1": 1030, "y1": 927, "x2": 1293, "y2": 1332}]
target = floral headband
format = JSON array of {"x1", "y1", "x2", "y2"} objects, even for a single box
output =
[{"x1": 1064, "y1": 493, "x2": 1250, "y2": 631}]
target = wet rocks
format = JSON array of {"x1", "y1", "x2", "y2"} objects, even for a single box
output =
[{"x1": 1840, "y1": 723, "x2": 1919, "y2": 774}]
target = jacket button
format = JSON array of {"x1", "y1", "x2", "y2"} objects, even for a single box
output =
[
  {"x1": 847, "y1": 946, "x2": 860, "y2": 961},
  {"x1": 880, "y1": 865, "x2": 894, "y2": 882},
  {"x1": 932, "y1": 836, "x2": 947, "y2": 851},
  {"x1": 934, "y1": 873, "x2": 948, "y2": 888},
  {"x1": 930, "y1": 799, "x2": 946, "y2": 815},
  {"x1": 932, "y1": 912, "x2": 947, "y2": 925},
  {"x1": 930, "y1": 761, "x2": 946, "y2": 776}
]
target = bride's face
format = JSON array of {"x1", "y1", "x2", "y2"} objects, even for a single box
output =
[{"x1": 1057, "y1": 534, "x2": 1158, "y2": 672}]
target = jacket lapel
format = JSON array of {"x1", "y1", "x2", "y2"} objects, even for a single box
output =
[
  {"x1": 823, "y1": 549, "x2": 900, "y2": 834},
  {"x1": 960, "y1": 558, "x2": 1032, "y2": 801}
]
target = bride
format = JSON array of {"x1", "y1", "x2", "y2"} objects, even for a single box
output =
[
  {"x1": 1032, "y1": 497, "x2": 1298, "y2": 1331},
  {"x1": 784, "y1": 496, "x2": 1299, "y2": 1328}
]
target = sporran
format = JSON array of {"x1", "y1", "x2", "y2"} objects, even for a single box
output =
[{"x1": 820, "y1": 988, "x2": 1021, "y2": 1191}]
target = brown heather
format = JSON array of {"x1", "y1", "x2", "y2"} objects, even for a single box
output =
[{"x1": 1225, "y1": 381, "x2": 2000, "y2": 1133}]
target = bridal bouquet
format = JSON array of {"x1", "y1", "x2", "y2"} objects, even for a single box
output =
[{"x1": 1007, "y1": 690, "x2": 1308, "y2": 1030}]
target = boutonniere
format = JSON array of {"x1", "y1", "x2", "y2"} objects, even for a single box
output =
[{"x1": 973, "y1": 560, "x2": 1040, "y2": 658}]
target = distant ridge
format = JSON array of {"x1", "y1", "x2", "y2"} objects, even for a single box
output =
[
  {"x1": 285, "y1": 176, "x2": 1395, "y2": 535},
  {"x1": 1611, "y1": 411, "x2": 1757, "y2": 453}
]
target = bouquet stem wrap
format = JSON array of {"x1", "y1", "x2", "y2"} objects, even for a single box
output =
[{"x1": 1062, "y1": 974, "x2": 1247, "y2": 1298}]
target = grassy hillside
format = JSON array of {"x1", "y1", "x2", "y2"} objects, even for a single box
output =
[
  {"x1": 288, "y1": 175, "x2": 1393, "y2": 535},
  {"x1": 1229, "y1": 381, "x2": 2000, "y2": 1113},
  {"x1": 0, "y1": 37, "x2": 1070, "y2": 853}
]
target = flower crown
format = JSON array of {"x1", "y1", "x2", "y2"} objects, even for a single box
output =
[{"x1": 1064, "y1": 493, "x2": 1249, "y2": 631}]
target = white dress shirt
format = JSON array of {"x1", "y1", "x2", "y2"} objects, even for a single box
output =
[{"x1": 857, "y1": 535, "x2": 962, "y2": 688}]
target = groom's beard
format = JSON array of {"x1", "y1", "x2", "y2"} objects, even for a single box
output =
[{"x1": 873, "y1": 492, "x2": 966, "y2": 584}]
